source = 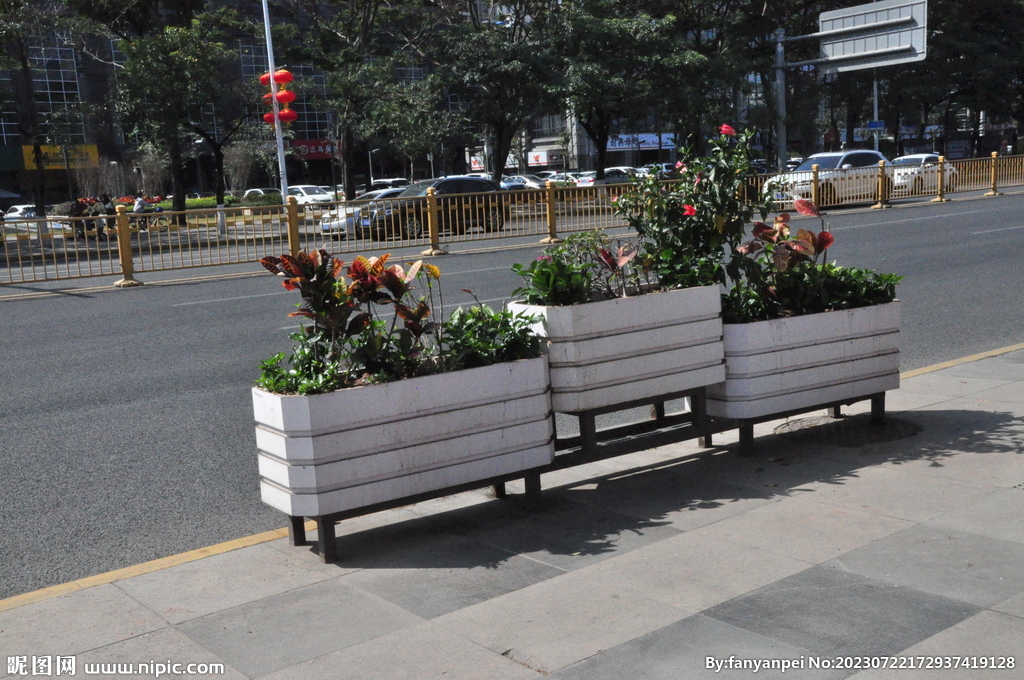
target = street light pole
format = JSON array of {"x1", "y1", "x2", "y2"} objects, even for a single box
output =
[
  {"x1": 369, "y1": 148, "x2": 380, "y2": 185},
  {"x1": 261, "y1": 0, "x2": 289, "y2": 198}
]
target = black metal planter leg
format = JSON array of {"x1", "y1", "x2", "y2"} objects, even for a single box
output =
[
  {"x1": 871, "y1": 392, "x2": 886, "y2": 426},
  {"x1": 738, "y1": 423, "x2": 755, "y2": 457},
  {"x1": 315, "y1": 516, "x2": 338, "y2": 564},
  {"x1": 288, "y1": 515, "x2": 308, "y2": 546}
]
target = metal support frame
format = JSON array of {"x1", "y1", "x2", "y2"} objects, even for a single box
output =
[{"x1": 285, "y1": 387, "x2": 890, "y2": 563}]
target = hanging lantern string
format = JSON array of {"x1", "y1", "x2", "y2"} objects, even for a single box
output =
[{"x1": 260, "y1": 69, "x2": 296, "y2": 127}]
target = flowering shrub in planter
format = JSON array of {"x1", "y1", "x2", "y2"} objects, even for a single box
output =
[
  {"x1": 709, "y1": 198, "x2": 903, "y2": 420},
  {"x1": 508, "y1": 127, "x2": 772, "y2": 413},
  {"x1": 253, "y1": 249, "x2": 553, "y2": 519}
]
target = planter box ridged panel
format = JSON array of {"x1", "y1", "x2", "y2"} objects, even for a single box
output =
[
  {"x1": 252, "y1": 357, "x2": 554, "y2": 518},
  {"x1": 255, "y1": 391, "x2": 549, "y2": 464},
  {"x1": 707, "y1": 303, "x2": 901, "y2": 421},
  {"x1": 509, "y1": 286, "x2": 725, "y2": 413},
  {"x1": 261, "y1": 443, "x2": 553, "y2": 517},
  {"x1": 258, "y1": 418, "x2": 552, "y2": 492},
  {"x1": 252, "y1": 356, "x2": 549, "y2": 438}
]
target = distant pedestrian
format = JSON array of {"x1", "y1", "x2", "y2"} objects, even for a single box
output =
[
  {"x1": 100, "y1": 194, "x2": 115, "y2": 238},
  {"x1": 69, "y1": 199, "x2": 86, "y2": 239},
  {"x1": 133, "y1": 195, "x2": 149, "y2": 231}
]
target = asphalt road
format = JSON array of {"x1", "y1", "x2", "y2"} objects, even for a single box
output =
[{"x1": 2, "y1": 192, "x2": 1023, "y2": 599}]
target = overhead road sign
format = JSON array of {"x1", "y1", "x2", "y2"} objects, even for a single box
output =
[{"x1": 817, "y1": 0, "x2": 927, "y2": 74}]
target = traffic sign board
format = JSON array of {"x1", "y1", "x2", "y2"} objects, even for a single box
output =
[
  {"x1": 867, "y1": 120, "x2": 886, "y2": 130},
  {"x1": 818, "y1": 0, "x2": 927, "y2": 74}
]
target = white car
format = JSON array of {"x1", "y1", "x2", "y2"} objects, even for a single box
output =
[
  {"x1": 891, "y1": 154, "x2": 958, "y2": 195},
  {"x1": 319, "y1": 188, "x2": 404, "y2": 239},
  {"x1": 287, "y1": 185, "x2": 334, "y2": 205},
  {"x1": 574, "y1": 167, "x2": 635, "y2": 187},
  {"x1": 242, "y1": 188, "x2": 281, "y2": 200},
  {"x1": 764, "y1": 150, "x2": 888, "y2": 206}
]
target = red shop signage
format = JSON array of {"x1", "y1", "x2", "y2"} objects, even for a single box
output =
[{"x1": 293, "y1": 139, "x2": 335, "y2": 160}]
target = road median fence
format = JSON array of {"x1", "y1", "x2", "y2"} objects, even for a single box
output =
[{"x1": 2, "y1": 154, "x2": 1021, "y2": 287}]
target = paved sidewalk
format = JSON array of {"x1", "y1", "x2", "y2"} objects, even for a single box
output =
[{"x1": 4, "y1": 350, "x2": 1024, "y2": 679}]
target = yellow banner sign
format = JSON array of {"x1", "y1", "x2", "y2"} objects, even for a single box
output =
[{"x1": 22, "y1": 145, "x2": 100, "y2": 170}]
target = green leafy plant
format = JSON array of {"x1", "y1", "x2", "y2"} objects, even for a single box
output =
[
  {"x1": 257, "y1": 249, "x2": 541, "y2": 394},
  {"x1": 723, "y1": 198, "x2": 901, "y2": 323},
  {"x1": 614, "y1": 126, "x2": 773, "y2": 289}
]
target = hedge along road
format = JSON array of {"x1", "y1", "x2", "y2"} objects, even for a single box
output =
[{"x1": 2, "y1": 192, "x2": 1024, "y2": 600}]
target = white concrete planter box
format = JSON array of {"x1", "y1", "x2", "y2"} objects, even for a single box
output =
[
  {"x1": 707, "y1": 302, "x2": 901, "y2": 420},
  {"x1": 509, "y1": 286, "x2": 725, "y2": 413},
  {"x1": 252, "y1": 356, "x2": 554, "y2": 517}
]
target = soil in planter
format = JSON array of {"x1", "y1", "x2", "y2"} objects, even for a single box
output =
[{"x1": 774, "y1": 414, "x2": 923, "y2": 448}]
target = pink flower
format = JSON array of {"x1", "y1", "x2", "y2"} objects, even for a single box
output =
[
  {"x1": 682, "y1": 204, "x2": 697, "y2": 216},
  {"x1": 675, "y1": 160, "x2": 685, "y2": 170},
  {"x1": 536, "y1": 255, "x2": 552, "y2": 262},
  {"x1": 610, "y1": 196, "x2": 618, "y2": 203},
  {"x1": 719, "y1": 124, "x2": 736, "y2": 136}
]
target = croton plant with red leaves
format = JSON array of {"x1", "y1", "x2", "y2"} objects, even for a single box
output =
[{"x1": 724, "y1": 199, "x2": 901, "y2": 323}]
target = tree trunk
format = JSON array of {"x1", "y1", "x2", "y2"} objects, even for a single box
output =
[
  {"x1": 578, "y1": 110, "x2": 610, "y2": 180},
  {"x1": 213, "y1": 143, "x2": 226, "y2": 205},
  {"x1": 489, "y1": 120, "x2": 516, "y2": 185},
  {"x1": 342, "y1": 126, "x2": 355, "y2": 200}
]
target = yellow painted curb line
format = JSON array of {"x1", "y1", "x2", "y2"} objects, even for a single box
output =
[
  {"x1": 3, "y1": 340, "x2": 1024, "y2": 614},
  {"x1": 901, "y1": 341, "x2": 1024, "y2": 379},
  {"x1": 0, "y1": 522, "x2": 315, "y2": 614}
]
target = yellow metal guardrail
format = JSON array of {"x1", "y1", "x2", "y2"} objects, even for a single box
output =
[{"x1": 3, "y1": 154, "x2": 1024, "y2": 287}]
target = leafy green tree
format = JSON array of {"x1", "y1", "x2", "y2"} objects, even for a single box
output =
[
  {"x1": 551, "y1": 0, "x2": 677, "y2": 178},
  {"x1": 1, "y1": 0, "x2": 75, "y2": 216}
]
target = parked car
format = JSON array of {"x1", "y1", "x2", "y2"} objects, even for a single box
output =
[
  {"x1": 5, "y1": 204, "x2": 36, "y2": 222},
  {"x1": 370, "y1": 178, "x2": 410, "y2": 190},
  {"x1": 319, "y1": 187, "x2": 405, "y2": 239},
  {"x1": 890, "y1": 153, "x2": 958, "y2": 194},
  {"x1": 287, "y1": 185, "x2": 334, "y2": 206},
  {"x1": 242, "y1": 188, "x2": 282, "y2": 201},
  {"x1": 365, "y1": 176, "x2": 505, "y2": 240},
  {"x1": 764, "y1": 150, "x2": 888, "y2": 205},
  {"x1": 505, "y1": 174, "x2": 548, "y2": 189},
  {"x1": 500, "y1": 176, "x2": 527, "y2": 190},
  {"x1": 575, "y1": 167, "x2": 636, "y2": 187}
]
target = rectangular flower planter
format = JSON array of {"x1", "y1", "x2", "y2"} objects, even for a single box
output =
[
  {"x1": 508, "y1": 286, "x2": 725, "y2": 413},
  {"x1": 706, "y1": 302, "x2": 901, "y2": 421},
  {"x1": 252, "y1": 356, "x2": 554, "y2": 518}
]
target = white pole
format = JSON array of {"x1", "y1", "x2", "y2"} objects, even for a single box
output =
[
  {"x1": 261, "y1": 0, "x2": 288, "y2": 197},
  {"x1": 873, "y1": 71, "x2": 880, "y2": 152}
]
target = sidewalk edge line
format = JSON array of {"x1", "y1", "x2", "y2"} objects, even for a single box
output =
[
  {"x1": 0, "y1": 523, "x2": 314, "y2": 613},
  {"x1": 4, "y1": 340, "x2": 1023, "y2": 614},
  {"x1": 900, "y1": 341, "x2": 1024, "y2": 378}
]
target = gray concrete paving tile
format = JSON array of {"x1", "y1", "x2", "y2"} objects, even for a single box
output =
[
  {"x1": 0, "y1": 584, "x2": 166, "y2": 658},
  {"x1": 802, "y1": 465, "x2": 1000, "y2": 522},
  {"x1": 899, "y1": 374, "x2": 1012, "y2": 397},
  {"x1": 175, "y1": 576, "x2": 422, "y2": 678},
  {"x1": 469, "y1": 495, "x2": 684, "y2": 571},
  {"x1": 873, "y1": 611, "x2": 1024, "y2": 680},
  {"x1": 970, "y1": 381, "x2": 1024, "y2": 403},
  {"x1": 340, "y1": 534, "x2": 564, "y2": 619},
  {"x1": 263, "y1": 507, "x2": 421, "y2": 557},
  {"x1": 928, "y1": 488, "x2": 1024, "y2": 545},
  {"x1": 881, "y1": 389, "x2": 953, "y2": 413},
  {"x1": 550, "y1": 456, "x2": 778, "y2": 532},
  {"x1": 553, "y1": 614, "x2": 852, "y2": 680},
  {"x1": 74, "y1": 627, "x2": 245, "y2": 680},
  {"x1": 704, "y1": 566, "x2": 981, "y2": 658},
  {"x1": 432, "y1": 564, "x2": 690, "y2": 673},
  {"x1": 695, "y1": 496, "x2": 914, "y2": 564},
  {"x1": 115, "y1": 543, "x2": 342, "y2": 624},
  {"x1": 261, "y1": 621, "x2": 538, "y2": 680},
  {"x1": 992, "y1": 590, "x2": 1024, "y2": 619},
  {"x1": 535, "y1": 531, "x2": 814, "y2": 615},
  {"x1": 827, "y1": 524, "x2": 1024, "y2": 607}
]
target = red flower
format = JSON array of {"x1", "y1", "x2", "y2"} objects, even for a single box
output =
[
  {"x1": 719, "y1": 124, "x2": 737, "y2": 136},
  {"x1": 816, "y1": 231, "x2": 835, "y2": 252},
  {"x1": 682, "y1": 204, "x2": 697, "y2": 216}
]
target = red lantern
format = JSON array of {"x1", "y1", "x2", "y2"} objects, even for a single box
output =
[
  {"x1": 263, "y1": 112, "x2": 276, "y2": 125},
  {"x1": 273, "y1": 69, "x2": 293, "y2": 84},
  {"x1": 259, "y1": 72, "x2": 271, "y2": 86},
  {"x1": 278, "y1": 108, "x2": 298, "y2": 123},
  {"x1": 276, "y1": 90, "x2": 296, "y2": 104}
]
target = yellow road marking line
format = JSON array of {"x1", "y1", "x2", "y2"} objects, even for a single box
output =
[{"x1": 901, "y1": 341, "x2": 1024, "y2": 378}]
